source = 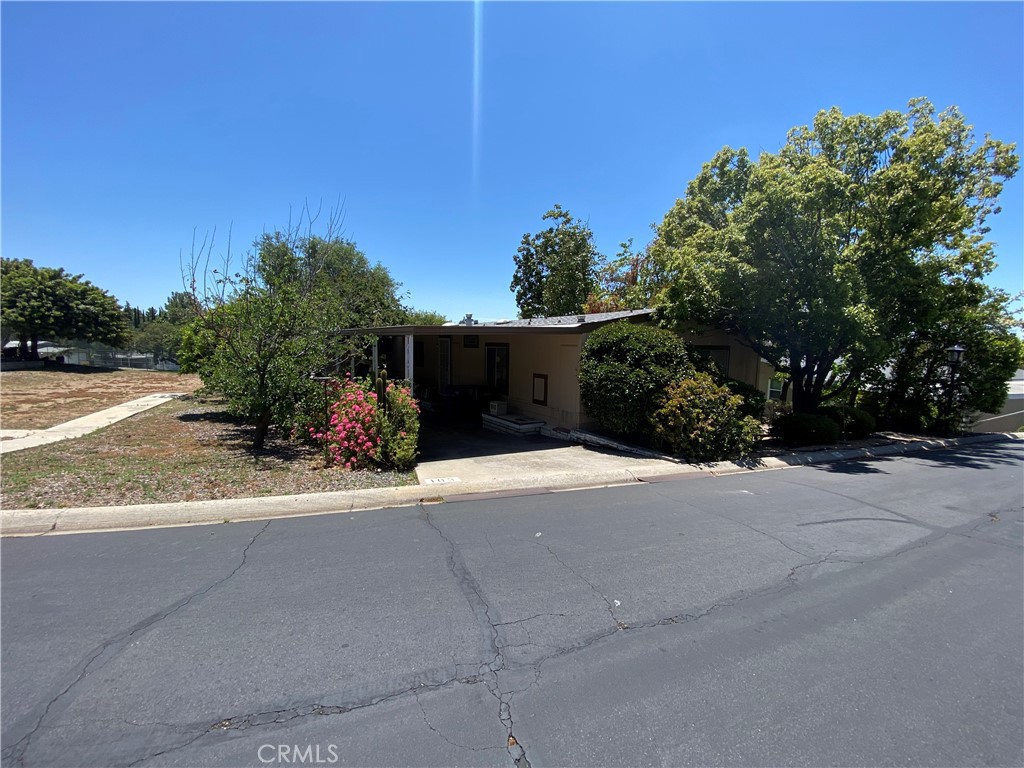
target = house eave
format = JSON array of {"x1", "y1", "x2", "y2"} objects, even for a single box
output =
[{"x1": 337, "y1": 309, "x2": 655, "y2": 337}]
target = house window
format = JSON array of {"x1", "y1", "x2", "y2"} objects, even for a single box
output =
[
  {"x1": 532, "y1": 373, "x2": 548, "y2": 406},
  {"x1": 693, "y1": 345, "x2": 731, "y2": 377},
  {"x1": 767, "y1": 376, "x2": 784, "y2": 401},
  {"x1": 485, "y1": 343, "x2": 509, "y2": 395}
]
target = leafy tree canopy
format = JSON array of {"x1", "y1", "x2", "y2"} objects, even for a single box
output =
[
  {"x1": 1, "y1": 258, "x2": 130, "y2": 358},
  {"x1": 181, "y1": 208, "x2": 405, "y2": 449},
  {"x1": 511, "y1": 205, "x2": 600, "y2": 318},
  {"x1": 651, "y1": 98, "x2": 1019, "y2": 413},
  {"x1": 403, "y1": 308, "x2": 448, "y2": 325},
  {"x1": 584, "y1": 238, "x2": 666, "y2": 313}
]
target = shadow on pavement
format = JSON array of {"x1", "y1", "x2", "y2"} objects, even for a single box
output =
[
  {"x1": 900, "y1": 440, "x2": 1022, "y2": 470},
  {"x1": 418, "y1": 415, "x2": 569, "y2": 462},
  {"x1": 807, "y1": 439, "x2": 1020, "y2": 475},
  {"x1": 810, "y1": 459, "x2": 890, "y2": 475}
]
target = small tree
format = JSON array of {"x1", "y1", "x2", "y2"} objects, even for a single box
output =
[
  {"x1": 181, "y1": 204, "x2": 405, "y2": 450},
  {"x1": 511, "y1": 205, "x2": 600, "y2": 318}
]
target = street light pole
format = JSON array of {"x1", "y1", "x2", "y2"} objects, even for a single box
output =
[{"x1": 945, "y1": 344, "x2": 965, "y2": 436}]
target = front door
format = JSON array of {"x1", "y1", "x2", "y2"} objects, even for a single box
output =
[{"x1": 485, "y1": 343, "x2": 509, "y2": 395}]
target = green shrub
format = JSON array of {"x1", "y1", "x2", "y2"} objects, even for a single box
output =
[
  {"x1": 771, "y1": 412, "x2": 841, "y2": 447},
  {"x1": 650, "y1": 373, "x2": 764, "y2": 462},
  {"x1": 764, "y1": 399, "x2": 792, "y2": 427},
  {"x1": 292, "y1": 377, "x2": 342, "y2": 443},
  {"x1": 818, "y1": 404, "x2": 876, "y2": 439},
  {"x1": 375, "y1": 379, "x2": 420, "y2": 470},
  {"x1": 724, "y1": 378, "x2": 767, "y2": 422},
  {"x1": 579, "y1": 321, "x2": 694, "y2": 437}
]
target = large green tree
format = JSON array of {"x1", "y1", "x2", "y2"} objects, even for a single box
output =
[
  {"x1": 651, "y1": 99, "x2": 1019, "y2": 414},
  {"x1": 1, "y1": 258, "x2": 130, "y2": 358},
  {"x1": 180, "y1": 211, "x2": 405, "y2": 449},
  {"x1": 511, "y1": 205, "x2": 600, "y2": 318}
]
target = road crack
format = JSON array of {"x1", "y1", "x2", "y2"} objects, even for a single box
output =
[
  {"x1": 719, "y1": 514, "x2": 814, "y2": 558},
  {"x1": 419, "y1": 505, "x2": 532, "y2": 767},
  {"x1": 541, "y1": 544, "x2": 627, "y2": 628},
  {"x1": 4, "y1": 520, "x2": 271, "y2": 767},
  {"x1": 414, "y1": 693, "x2": 503, "y2": 753}
]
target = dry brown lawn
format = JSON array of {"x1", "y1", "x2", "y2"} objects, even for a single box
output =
[
  {"x1": 0, "y1": 395, "x2": 415, "y2": 509},
  {"x1": 0, "y1": 366, "x2": 202, "y2": 429}
]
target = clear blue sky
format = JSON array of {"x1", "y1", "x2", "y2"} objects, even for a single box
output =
[{"x1": 3, "y1": 1, "x2": 1022, "y2": 322}]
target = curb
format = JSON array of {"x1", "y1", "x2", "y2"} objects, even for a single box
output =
[{"x1": 2, "y1": 432, "x2": 1019, "y2": 537}]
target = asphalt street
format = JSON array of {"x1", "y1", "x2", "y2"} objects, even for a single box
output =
[{"x1": 2, "y1": 441, "x2": 1022, "y2": 768}]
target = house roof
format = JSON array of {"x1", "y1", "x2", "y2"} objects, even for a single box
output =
[{"x1": 339, "y1": 308, "x2": 655, "y2": 337}]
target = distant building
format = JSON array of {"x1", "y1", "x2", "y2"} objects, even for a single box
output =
[{"x1": 971, "y1": 369, "x2": 1024, "y2": 433}]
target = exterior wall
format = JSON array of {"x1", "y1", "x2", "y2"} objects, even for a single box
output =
[
  {"x1": 451, "y1": 333, "x2": 487, "y2": 386},
  {"x1": 415, "y1": 332, "x2": 587, "y2": 429},
  {"x1": 681, "y1": 327, "x2": 775, "y2": 395},
  {"x1": 503, "y1": 334, "x2": 583, "y2": 427},
  {"x1": 389, "y1": 323, "x2": 780, "y2": 431}
]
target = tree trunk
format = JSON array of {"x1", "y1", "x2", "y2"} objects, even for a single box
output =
[
  {"x1": 252, "y1": 409, "x2": 273, "y2": 451},
  {"x1": 790, "y1": 365, "x2": 823, "y2": 413},
  {"x1": 791, "y1": 382, "x2": 821, "y2": 413},
  {"x1": 28, "y1": 334, "x2": 40, "y2": 361}
]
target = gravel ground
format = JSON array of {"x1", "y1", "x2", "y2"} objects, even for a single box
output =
[{"x1": 0, "y1": 396, "x2": 417, "y2": 509}]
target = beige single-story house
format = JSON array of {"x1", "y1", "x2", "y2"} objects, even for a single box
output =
[{"x1": 341, "y1": 309, "x2": 777, "y2": 432}]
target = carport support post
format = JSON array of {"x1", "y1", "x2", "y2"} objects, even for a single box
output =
[{"x1": 404, "y1": 334, "x2": 414, "y2": 392}]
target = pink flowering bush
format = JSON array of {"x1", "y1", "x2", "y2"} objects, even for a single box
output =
[
  {"x1": 309, "y1": 376, "x2": 381, "y2": 470},
  {"x1": 307, "y1": 374, "x2": 419, "y2": 471}
]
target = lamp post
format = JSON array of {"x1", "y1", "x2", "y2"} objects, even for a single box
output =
[{"x1": 945, "y1": 344, "x2": 965, "y2": 436}]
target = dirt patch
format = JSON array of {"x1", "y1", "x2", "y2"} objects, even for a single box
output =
[
  {"x1": 0, "y1": 395, "x2": 416, "y2": 509},
  {"x1": 0, "y1": 367, "x2": 202, "y2": 429}
]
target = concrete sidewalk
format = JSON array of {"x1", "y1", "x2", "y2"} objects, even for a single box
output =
[
  {"x1": 0, "y1": 393, "x2": 186, "y2": 454},
  {"x1": 2, "y1": 431, "x2": 1019, "y2": 536}
]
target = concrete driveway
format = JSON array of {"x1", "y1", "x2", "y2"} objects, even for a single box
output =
[{"x1": 415, "y1": 422, "x2": 681, "y2": 487}]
